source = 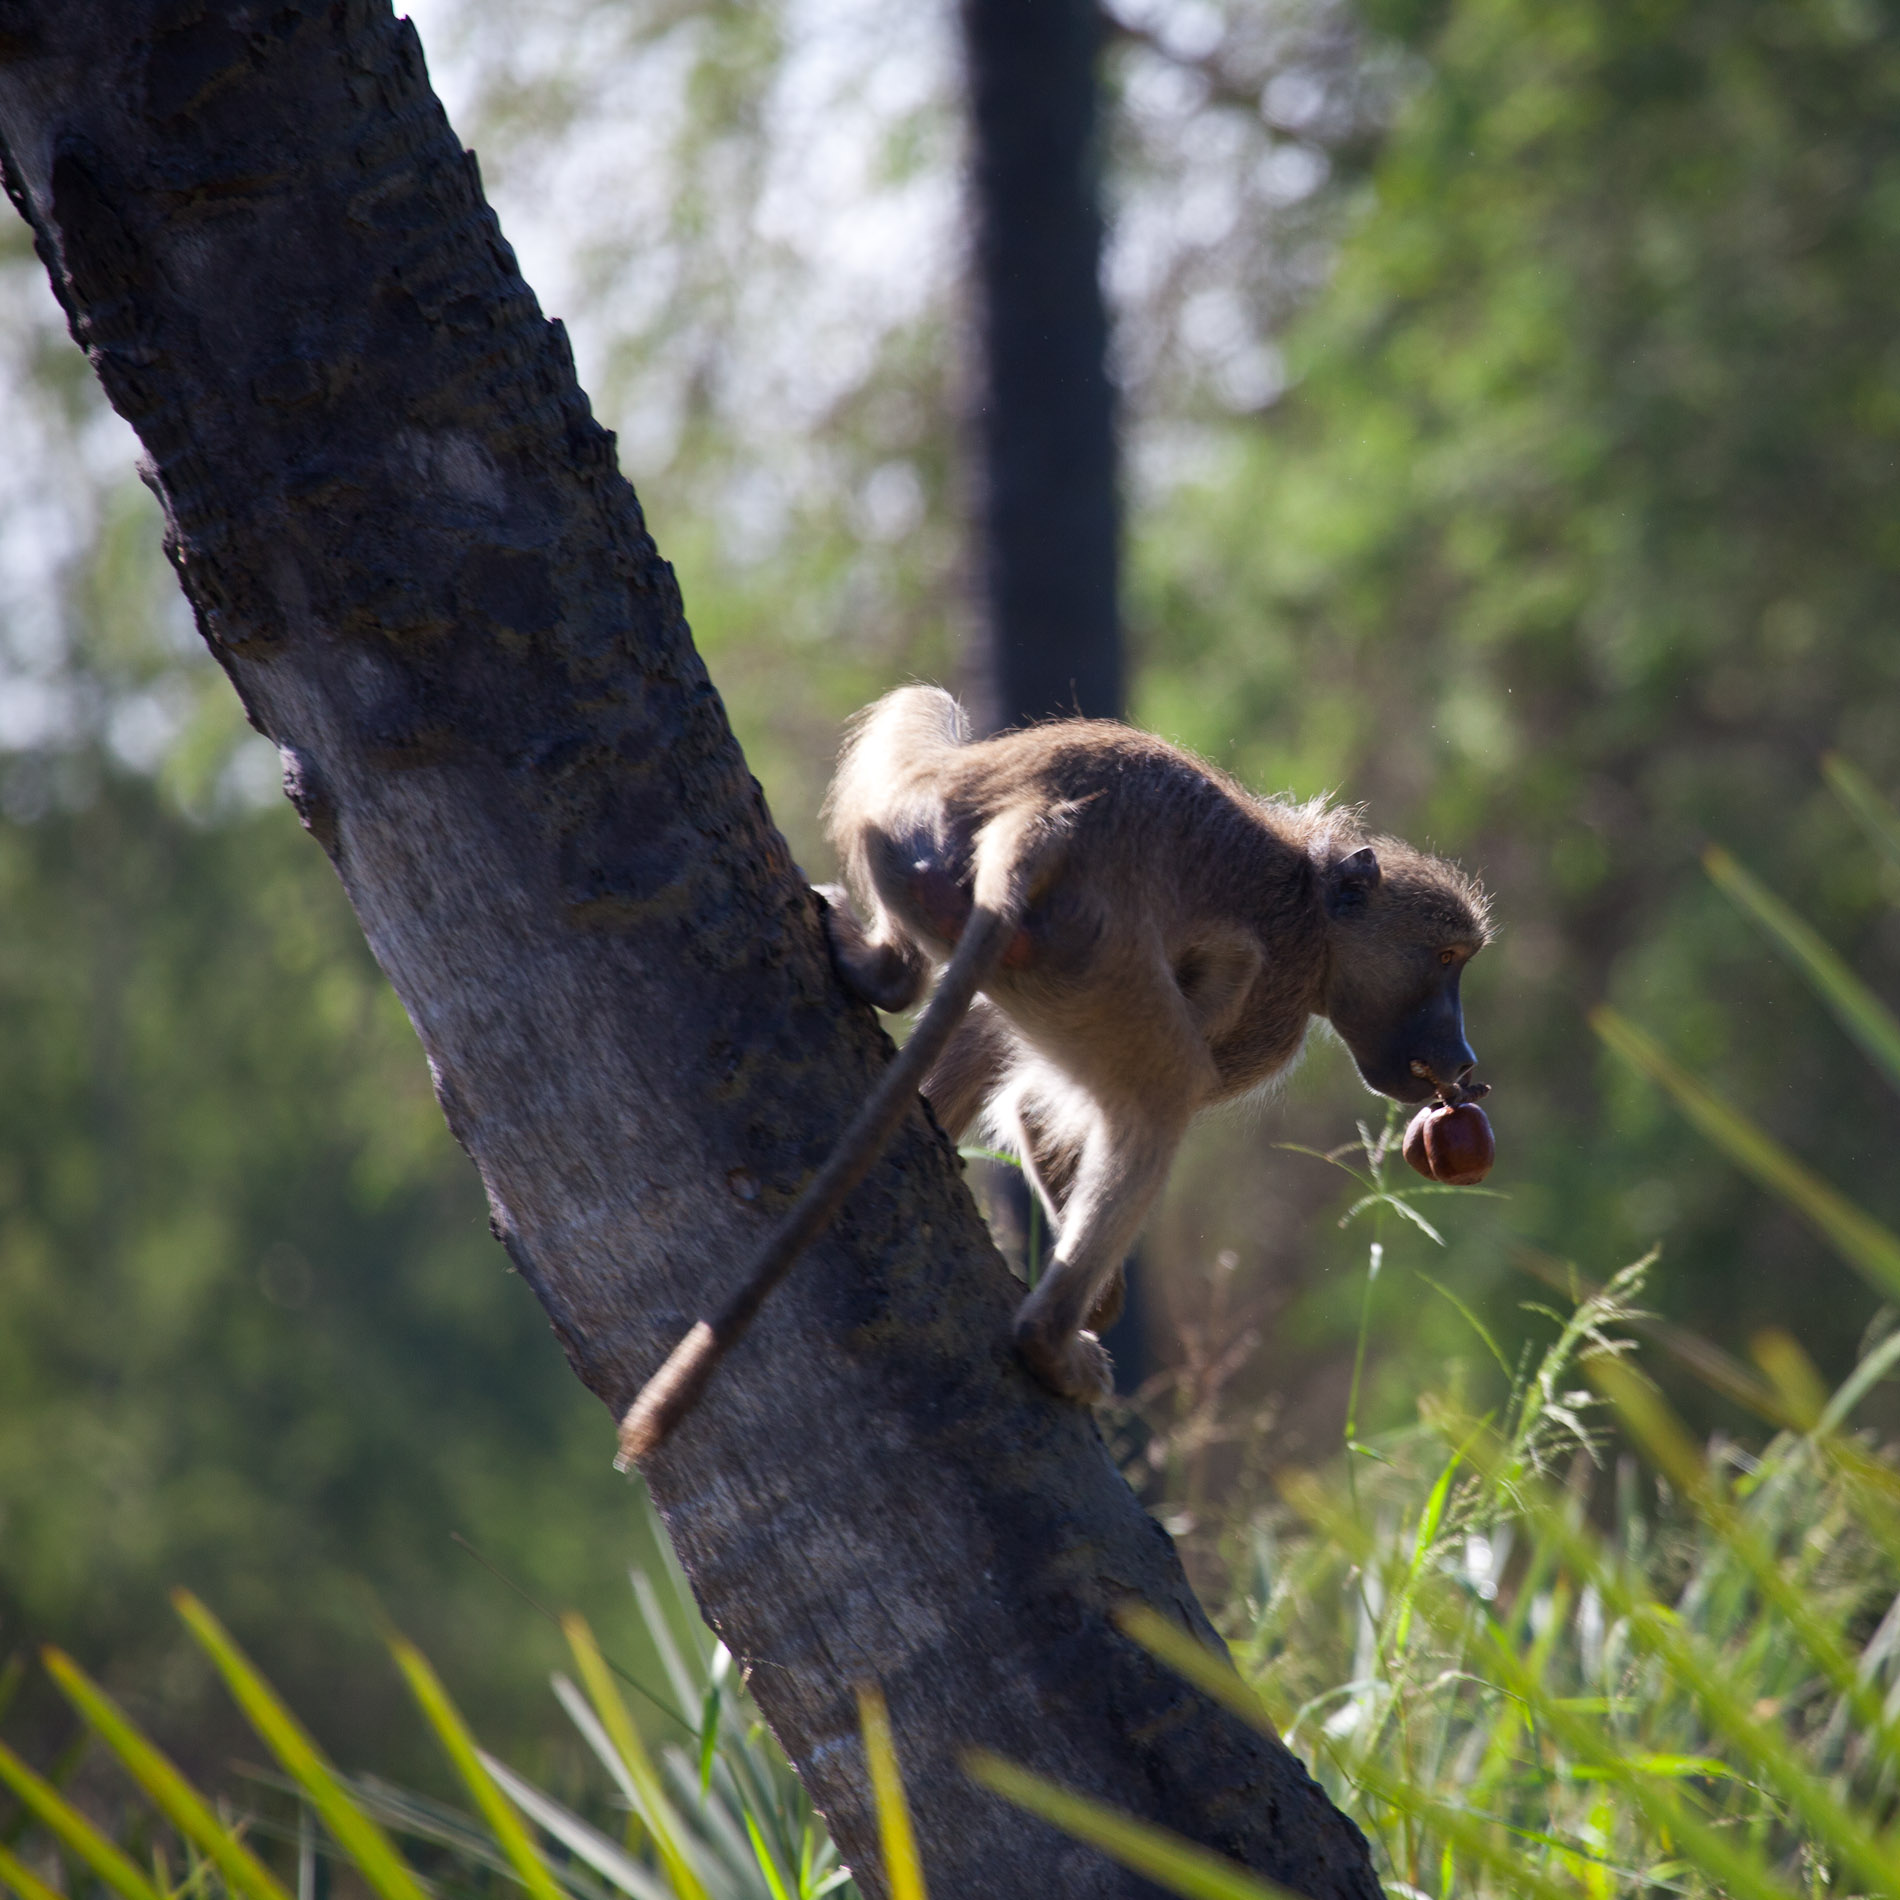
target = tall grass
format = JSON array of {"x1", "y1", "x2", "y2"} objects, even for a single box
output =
[
  {"x1": 0, "y1": 1551, "x2": 859, "y2": 1900},
  {"x1": 971, "y1": 1244, "x2": 1900, "y2": 1898}
]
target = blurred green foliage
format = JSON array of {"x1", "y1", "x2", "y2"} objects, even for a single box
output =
[
  {"x1": 0, "y1": 739, "x2": 650, "y2": 1769},
  {"x1": 1128, "y1": 0, "x2": 1900, "y2": 1381},
  {"x1": 0, "y1": 218, "x2": 637, "y2": 1761},
  {"x1": 418, "y1": 0, "x2": 966, "y2": 845}
]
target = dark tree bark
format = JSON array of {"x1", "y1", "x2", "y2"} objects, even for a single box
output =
[
  {"x1": 961, "y1": 0, "x2": 1122, "y2": 731},
  {"x1": 0, "y1": 6, "x2": 1378, "y2": 1896}
]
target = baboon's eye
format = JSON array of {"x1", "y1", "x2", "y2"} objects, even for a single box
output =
[{"x1": 1438, "y1": 948, "x2": 1457, "y2": 966}]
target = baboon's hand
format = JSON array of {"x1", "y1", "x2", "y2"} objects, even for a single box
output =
[{"x1": 1014, "y1": 1311, "x2": 1115, "y2": 1405}]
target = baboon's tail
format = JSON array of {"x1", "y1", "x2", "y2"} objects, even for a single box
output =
[
  {"x1": 822, "y1": 685, "x2": 967, "y2": 845},
  {"x1": 615, "y1": 801, "x2": 1061, "y2": 1469}
]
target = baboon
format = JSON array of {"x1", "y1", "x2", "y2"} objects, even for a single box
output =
[{"x1": 617, "y1": 687, "x2": 1490, "y2": 1463}]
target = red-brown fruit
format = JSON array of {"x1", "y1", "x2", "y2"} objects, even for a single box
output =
[{"x1": 1402, "y1": 1102, "x2": 1495, "y2": 1186}]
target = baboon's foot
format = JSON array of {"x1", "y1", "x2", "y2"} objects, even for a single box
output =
[
  {"x1": 1014, "y1": 1311, "x2": 1115, "y2": 1405},
  {"x1": 1085, "y1": 1265, "x2": 1125, "y2": 1336},
  {"x1": 814, "y1": 884, "x2": 925, "y2": 1014}
]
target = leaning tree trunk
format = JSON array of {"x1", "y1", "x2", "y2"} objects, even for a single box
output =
[
  {"x1": 961, "y1": 0, "x2": 1122, "y2": 732},
  {"x1": 0, "y1": 5, "x2": 1378, "y2": 1895}
]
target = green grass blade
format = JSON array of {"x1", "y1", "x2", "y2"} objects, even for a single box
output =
[
  {"x1": 742, "y1": 1812, "x2": 793, "y2": 1900},
  {"x1": 0, "y1": 1842, "x2": 70, "y2": 1900},
  {"x1": 561, "y1": 1614, "x2": 710, "y2": 1900},
  {"x1": 475, "y1": 1752, "x2": 674, "y2": 1900},
  {"x1": 41, "y1": 1647, "x2": 292, "y2": 1900},
  {"x1": 388, "y1": 1637, "x2": 568, "y2": 1900},
  {"x1": 0, "y1": 1740, "x2": 165, "y2": 1900},
  {"x1": 964, "y1": 1753, "x2": 1293, "y2": 1900},
  {"x1": 1824, "y1": 754, "x2": 1900, "y2": 875},
  {"x1": 856, "y1": 1685, "x2": 926, "y2": 1900},
  {"x1": 1819, "y1": 1326, "x2": 1900, "y2": 1433},
  {"x1": 1745, "y1": 1327, "x2": 1829, "y2": 1429},
  {"x1": 1414, "y1": 1269, "x2": 1514, "y2": 1381},
  {"x1": 1391, "y1": 1419, "x2": 1481, "y2": 1661},
  {"x1": 1592, "y1": 1008, "x2": 1900, "y2": 1301},
  {"x1": 550, "y1": 1675, "x2": 644, "y2": 1812},
  {"x1": 172, "y1": 1590, "x2": 429, "y2": 1900},
  {"x1": 475, "y1": 1748, "x2": 676, "y2": 1900},
  {"x1": 1822, "y1": 1436, "x2": 1900, "y2": 1584},
  {"x1": 696, "y1": 1683, "x2": 719, "y2": 1799},
  {"x1": 626, "y1": 1573, "x2": 704, "y2": 1729},
  {"x1": 1704, "y1": 845, "x2": 1900, "y2": 1093},
  {"x1": 1114, "y1": 1609, "x2": 1277, "y2": 1737}
]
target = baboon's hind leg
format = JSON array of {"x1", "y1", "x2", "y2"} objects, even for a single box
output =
[
  {"x1": 922, "y1": 995, "x2": 1016, "y2": 1139},
  {"x1": 816, "y1": 883, "x2": 930, "y2": 1014}
]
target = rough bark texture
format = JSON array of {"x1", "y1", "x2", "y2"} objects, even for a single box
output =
[
  {"x1": 962, "y1": 0, "x2": 1123, "y2": 731},
  {"x1": 0, "y1": 6, "x2": 1379, "y2": 1895}
]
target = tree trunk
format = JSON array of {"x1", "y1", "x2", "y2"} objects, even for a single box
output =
[
  {"x1": 961, "y1": 0, "x2": 1122, "y2": 731},
  {"x1": 0, "y1": 5, "x2": 1378, "y2": 1895},
  {"x1": 960, "y1": 0, "x2": 1153, "y2": 1389}
]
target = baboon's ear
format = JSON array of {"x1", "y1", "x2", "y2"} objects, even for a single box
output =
[{"x1": 1324, "y1": 845, "x2": 1382, "y2": 918}]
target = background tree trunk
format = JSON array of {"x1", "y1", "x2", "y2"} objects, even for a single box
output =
[
  {"x1": 0, "y1": 5, "x2": 1377, "y2": 1895},
  {"x1": 961, "y1": 0, "x2": 1122, "y2": 732},
  {"x1": 957, "y1": 0, "x2": 1153, "y2": 1393}
]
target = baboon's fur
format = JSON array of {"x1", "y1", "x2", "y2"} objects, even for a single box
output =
[{"x1": 822, "y1": 685, "x2": 1491, "y2": 1402}]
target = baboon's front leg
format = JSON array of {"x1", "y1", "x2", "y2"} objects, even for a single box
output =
[{"x1": 1007, "y1": 1087, "x2": 1122, "y2": 1331}]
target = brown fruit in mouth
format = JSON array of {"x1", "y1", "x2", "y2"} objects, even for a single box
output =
[{"x1": 1403, "y1": 1101, "x2": 1495, "y2": 1186}]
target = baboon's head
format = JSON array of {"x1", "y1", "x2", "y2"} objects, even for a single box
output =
[{"x1": 1315, "y1": 837, "x2": 1493, "y2": 1105}]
